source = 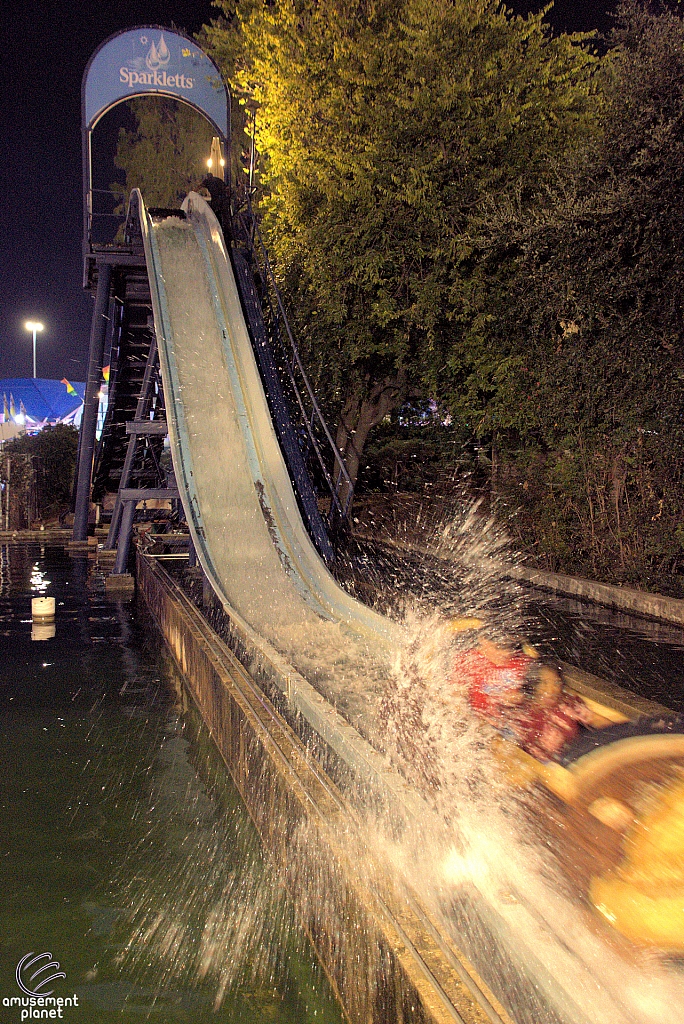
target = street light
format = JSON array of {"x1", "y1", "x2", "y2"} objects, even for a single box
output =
[
  {"x1": 206, "y1": 137, "x2": 225, "y2": 181},
  {"x1": 24, "y1": 321, "x2": 44, "y2": 379}
]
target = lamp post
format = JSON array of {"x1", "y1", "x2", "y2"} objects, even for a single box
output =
[
  {"x1": 24, "y1": 321, "x2": 44, "y2": 379},
  {"x1": 206, "y1": 137, "x2": 225, "y2": 181}
]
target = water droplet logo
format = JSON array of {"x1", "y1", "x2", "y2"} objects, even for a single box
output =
[
  {"x1": 146, "y1": 33, "x2": 171, "y2": 72},
  {"x1": 16, "y1": 952, "x2": 66, "y2": 997}
]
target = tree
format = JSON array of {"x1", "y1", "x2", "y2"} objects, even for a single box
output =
[
  {"x1": 467, "y1": 0, "x2": 684, "y2": 590},
  {"x1": 1, "y1": 425, "x2": 79, "y2": 525},
  {"x1": 205, "y1": 0, "x2": 599, "y2": 500},
  {"x1": 114, "y1": 97, "x2": 215, "y2": 208}
]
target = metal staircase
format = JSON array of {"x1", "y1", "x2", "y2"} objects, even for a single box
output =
[
  {"x1": 230, "y1": 195, "x2": 354, "y2": 545},
  {"x1": 73, "y1": 189, "x2": 352, "y2": 574},
  {"x1": 73, "y1": 198, "x2": 178, "y2": 574}
]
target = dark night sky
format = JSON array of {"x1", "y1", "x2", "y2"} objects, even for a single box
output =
[{"x1": 0, "y1": 0, "x2": 615, "y2": 383}]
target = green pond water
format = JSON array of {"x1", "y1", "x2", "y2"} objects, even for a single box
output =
[{"x1": 0, "y1": 544, "x2": 343, "y2": 1023}]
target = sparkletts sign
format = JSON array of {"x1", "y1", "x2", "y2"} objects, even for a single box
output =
[{"x1": 83, "y1": 26, "x2": 228, "y2": 138}]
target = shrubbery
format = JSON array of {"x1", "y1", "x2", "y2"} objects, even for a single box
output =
[{"x1": 0, "y1": 425, "x2": 79, "y2": 528}]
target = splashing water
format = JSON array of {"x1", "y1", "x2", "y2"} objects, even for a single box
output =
[
  {"x1": 112, "y1": 711, "x2": 337, "y2": 1017},
  {"x1": 121, "y1": 493, "x2": 684, "y2": 1024},
  {"x1": 371, "y1": 503, "x2": 684, "y2": 1024}
]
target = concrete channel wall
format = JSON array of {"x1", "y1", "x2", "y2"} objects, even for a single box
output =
[
  {"x1": 355, "y1": 532, "x2": 684, "y2": 626},
  {"x1": 137, "y1": 552, "x2": 500, "y2": 1024},
  {"x1": 505, "y1": 564, "x2": 684, "y2": 626}
]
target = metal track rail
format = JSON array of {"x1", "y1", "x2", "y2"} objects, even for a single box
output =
[{"x1": 233, "y1": 196, "x2": 354, "y2": 528}]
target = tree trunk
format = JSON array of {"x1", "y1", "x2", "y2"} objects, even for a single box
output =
[
  {"x1": 610, "y1": 450, "x2": 628, "y2": 568},
  {"x1": 334, "y1": 371, "x2": 406, "y2": 511},
  {"x1": 491, "y1": 439, "x2": 499, "y2": 495}
]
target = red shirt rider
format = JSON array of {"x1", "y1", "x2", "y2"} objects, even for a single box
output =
[{"x1": 453, "y1": 646, "x2": 531, "y2": 726}]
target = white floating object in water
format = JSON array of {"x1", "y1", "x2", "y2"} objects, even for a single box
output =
[
  {"x1": 32, "y1": 622, "x2": 56, "y2": 641},
  {"x1": 32, "y1": 596, "x2": 55, "y2": 621}
]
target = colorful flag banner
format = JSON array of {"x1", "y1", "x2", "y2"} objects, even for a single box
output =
[
  {"x1": 61, "y1": 378, "x2": 78, "y2": 397},
  {"x1": 102, "y1": 366, "x2": 110, "y2": 383}
]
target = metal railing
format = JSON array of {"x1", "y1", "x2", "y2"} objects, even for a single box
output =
[{"x1": 233, "y1": 196, "x2": 354, "y2": 527}]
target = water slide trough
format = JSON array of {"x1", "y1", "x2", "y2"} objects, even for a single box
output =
[{"x1": 137, "y1": 189, "x2": 684, "y2": 1024}]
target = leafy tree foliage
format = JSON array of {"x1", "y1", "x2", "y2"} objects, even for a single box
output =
[
  {"x1": 464, "y1": 0, "x2": 684, "y2": 591},
  {"x1": 205, "y1": 0, "x2": 598, "y2": 495},
  {"x1": 110, "y1": 1, "x2": 684, "y2": 592},
  {"x1": 1, "y1": 425, "x2": 79, "y2": 524},
  {"x1": 114, "y1": 97, "x2": 215, "y2": 208}
]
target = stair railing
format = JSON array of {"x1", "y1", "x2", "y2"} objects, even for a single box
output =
[{"x1": 232, "y1": 196, "x2": 354, "y2": 527}]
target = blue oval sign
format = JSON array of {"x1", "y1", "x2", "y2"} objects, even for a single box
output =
[{"x1": 83, "y1": 26, "x2": 228, "y2": 138}]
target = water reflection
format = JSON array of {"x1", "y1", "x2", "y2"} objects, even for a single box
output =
[{"x1": 0, "y1": 545, "x2": 342, "y2": 1023}]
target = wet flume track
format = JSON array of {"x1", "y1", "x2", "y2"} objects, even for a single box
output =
[
  {"x1": 171, "y1": 548, "x2": 684, "y2": 1024},
  {"x1": 132, "y1": 188, "x2": 684, "y2": 1022}
]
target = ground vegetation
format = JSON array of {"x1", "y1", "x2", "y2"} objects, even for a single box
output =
[{"x1": 0, "y1": 425, "x2": 79, "y2": 528}]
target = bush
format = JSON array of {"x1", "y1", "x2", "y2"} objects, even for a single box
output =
[{"x1": 0, "y1": 425, "x2": 79, "y2": 524}]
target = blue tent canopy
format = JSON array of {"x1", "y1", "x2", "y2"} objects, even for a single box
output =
[{"x1": 0, "y1": 379, "x2": 85, "y2": 423}]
